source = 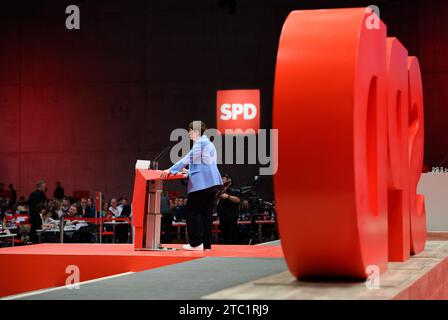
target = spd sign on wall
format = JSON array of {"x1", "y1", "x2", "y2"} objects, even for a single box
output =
[{"x1": 216, "y1": 89, "x2": 260, "y2": 133}]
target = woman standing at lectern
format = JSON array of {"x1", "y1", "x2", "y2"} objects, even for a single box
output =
[{"x1": 160, "y1": 121, "x2": 223, "y2": 251}]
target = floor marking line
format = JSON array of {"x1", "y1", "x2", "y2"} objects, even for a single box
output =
[{"x1": 1, "y1": 271, "x2": 135, "y2": 300}]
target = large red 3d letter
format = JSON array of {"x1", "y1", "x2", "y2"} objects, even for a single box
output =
[
  {"x1": 408, "y1": 57, "x2": 426, "y2": 254},
  {"x1": 273, "y1": 8, "x2": 425, "y2": 279},
  {"x1": 386, "y1": 38, "x2": 410, "y2": 262}
]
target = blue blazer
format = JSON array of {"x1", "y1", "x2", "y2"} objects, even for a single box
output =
[{"x1": 169, "y1": 135, "x2": 223, "y2": 193}]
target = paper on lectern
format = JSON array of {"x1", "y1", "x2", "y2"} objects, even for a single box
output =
[{"x1": 135, "y1": 160, "x2": 151, "y2": 169}]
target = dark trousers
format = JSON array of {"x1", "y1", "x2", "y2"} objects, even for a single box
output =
[
  {"x1": 220, "y1": 216, "x2": 239, "y2": 244},
  {"x1": 161, "y1": 213, "x2": 174, "y2": 243},
  {"x1": 29, "y1": 214, "x2": 41, "y2": 243},
  {"x1": 186, "y1": 185, "x2": 220, "y2": 249}
]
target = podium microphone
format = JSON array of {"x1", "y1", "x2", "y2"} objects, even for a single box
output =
[{"x1": 151, "y1": 142, "x2": 177, "y2": 170}]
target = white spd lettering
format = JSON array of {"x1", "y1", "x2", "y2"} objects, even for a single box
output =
[{"x1": 220, "y1": 103, "x2": 257, "y2": 120}]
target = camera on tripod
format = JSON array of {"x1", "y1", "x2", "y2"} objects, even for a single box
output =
[{"x1": 232, "y1": 176, "x2": 276, "y2": 221}]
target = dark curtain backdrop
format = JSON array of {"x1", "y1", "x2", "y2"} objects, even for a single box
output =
[{"x1": 0, "y1": 0, "x2": 447, "y2": 200}]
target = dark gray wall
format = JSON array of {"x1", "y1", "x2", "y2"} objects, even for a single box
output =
[{"x1": 0, "y1": 0, "x2": 447, "y2": 201}]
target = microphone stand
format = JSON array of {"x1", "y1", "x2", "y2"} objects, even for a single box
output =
[{"x1": 151, "y1": 143, "x2": 176, "y2": 170}]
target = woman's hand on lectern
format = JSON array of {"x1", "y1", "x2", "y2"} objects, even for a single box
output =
[{"x1": 160, "y1": 169, "x2": 171, "y2": 179}]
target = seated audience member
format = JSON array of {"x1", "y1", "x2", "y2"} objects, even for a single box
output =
[
  {"x1": 105, "y1": 198, "x2": 131, "y2": 243},
  {"x1": 16, "y1": 196, "x2": 28, "y2": 213},
  {"x1": 118, "y1": 198, "x2": 129, "y2": 214},
  {"x1": 87, "y1": 198, "x2": 94, "y2": 210},
  {"x1": 40, "y1": 207, "x2": 59, "y2": 230},
  {"x1": 50, "y1": 200, "x2": 63, "y2": 220},
  {"x1": 172, "y1": 198, "x2": 180, "y2": 221},
  {"x1": 176, "y1": 197, "x2": 186, "y2": 221},
  {"x1": 102, "y1": 202, "x2": 110, "y2": 218},
  {"x1": 239, "y1": 199, "x2": 251, "y2": 220},
  {"x1": 102, "y1": 201, "x2": 114, "y2": 236},
  {"x1": 108, "y1": 198, "x2": 120, "y2": 217},
  {"x1": 79, "y1": 197, "x2": 95, "y2": 218},
  {"x1": 67, "y1": 204, "x2": 80, "y2": 218},
  {"x1": 61, "y1": 197, "x2": 71, "y2": 216},
  {"x1": 64, "y1": 204, "x2": 83, "y2": 226},
  {"x1": 37, "y1": 206, "x2": 59, "y2": 243},
  {"x1": 65, "y1": 204, "x2": 97, "y2": 243},
  {"x1": 114, "y1": 198, "x2": 131, "y2": 243},
  {"x1": 170, "y1": 198, "x2": 180, "y2": 222},
  {"x1": 161, "y1": 194, "x2": 173, "y2": 243}
]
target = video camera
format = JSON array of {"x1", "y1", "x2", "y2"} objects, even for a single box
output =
[{"x1": 232, "y1": 176, "x2": 276, "y2": 221}]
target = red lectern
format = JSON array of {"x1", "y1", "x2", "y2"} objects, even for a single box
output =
[{"x1": 132, "y1": 169, "x2": 186, "y2": 250}]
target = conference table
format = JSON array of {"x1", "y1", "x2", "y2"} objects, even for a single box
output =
[
  {"x1": 0, "y1": 232, "x2": 17, "y2": 247},
  {"x1": 33, "y1": 217, "x2": 276, "y2": 245},
  {"x1": 36, "y1": 218, "x2": 132, "y2": 244},
  {"x1": 36, "y1": 224, "x2": 84, "y2": 243}
]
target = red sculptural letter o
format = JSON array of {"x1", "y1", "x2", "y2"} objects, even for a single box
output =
[{"x1": 273, "y1": 8, "x2": 426, "y2": 279}]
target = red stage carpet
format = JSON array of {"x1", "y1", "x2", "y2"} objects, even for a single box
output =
[{"x1": 0, "y1": 244, "x2": 284, "y2": 298}]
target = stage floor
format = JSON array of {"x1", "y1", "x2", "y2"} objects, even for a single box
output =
[
  {"x1": 0, "y1": 242, "x2": 283, "y2": 258},
  {"x1": 204, "y1": 240, "x2": 448, "y2": 300},
  {"x1": 3, "y1": 240, "x2": 448, "y2": 300},
  {"x1": 0, "y1": 242, "x2": 283, "y2": 298}
]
